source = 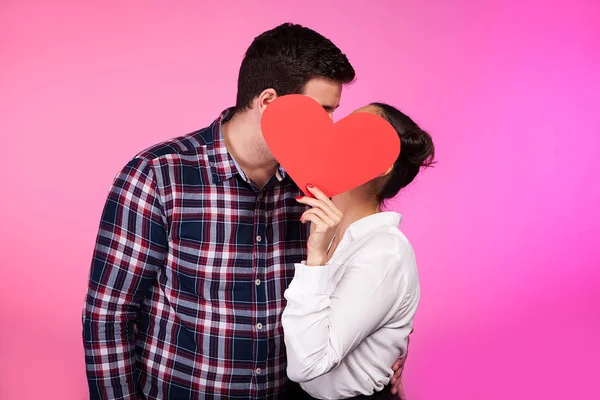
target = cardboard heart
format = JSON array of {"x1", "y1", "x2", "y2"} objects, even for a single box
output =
[{"x1": 261, "y1": 95, "x2": 401, "y2": 197}]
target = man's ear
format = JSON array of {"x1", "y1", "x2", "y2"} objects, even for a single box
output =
[{"x1": 257, "y1": 88, "x2": 278, "y2": 114}]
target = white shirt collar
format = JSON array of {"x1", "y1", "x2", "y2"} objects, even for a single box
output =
[{"x1": 346, "y1": 211, "x2": 402, "y2": 242}]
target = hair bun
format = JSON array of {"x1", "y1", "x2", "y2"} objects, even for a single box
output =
[
  {"x1": 369, "y1": 102, "x2": 436, "y2": 202},
  {"x1": 400, "y1": 127, "x2": 436, "y2": 169}
]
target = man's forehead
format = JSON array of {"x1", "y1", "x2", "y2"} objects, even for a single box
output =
[{"x1": 301, "y1": 78, "x2": 342, "y2": 111}]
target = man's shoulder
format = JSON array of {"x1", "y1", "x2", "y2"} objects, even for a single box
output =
[{"x1": 134, "y1": 127, "x2": 212, "y2": 162}]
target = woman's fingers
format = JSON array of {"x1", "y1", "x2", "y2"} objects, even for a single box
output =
[
  {"x1": 301, "y1": 208, "x2": 336, "y2": 228},
  {"x1": 297, "y1": 186, "x2": 343, "y2": 222},
  {"x1": 306, "y1": 184, "x2": 343, "y2": 219},
  {"x1": 300, "y1": 212, "x2": 325, "y2": 229},
  {"x1": 300, "y1": 185, "x2": 343, "y2": 265},
  {"x1": 297, "y1": 196, "x2": 340, "y2": 223}
]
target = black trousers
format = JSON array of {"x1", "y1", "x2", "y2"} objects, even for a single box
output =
[{"x1": 282, "y1": 381, "x2": 396, "y2": 400}]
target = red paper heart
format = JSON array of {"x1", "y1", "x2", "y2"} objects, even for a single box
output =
[{"x1": 261, "y1": 95, "x2": 401, "y2": 197}]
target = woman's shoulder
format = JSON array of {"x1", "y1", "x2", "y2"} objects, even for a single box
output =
[
  {"x1": 361, "y1": 223, "x2": 415, "y2": 260},
  {"x1": 362, "y1": 226, "x2": 420, "y2": 294},
  {"x1": 339, "y1": 212, "x2": 418, "y2": 276},
  {"x1": 344, "y1": 224, "x2": 420, "y2": 311}
]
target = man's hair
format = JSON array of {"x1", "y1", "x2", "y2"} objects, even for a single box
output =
[{"x1": 234, "y1": 23, "x2": 355, "y2": 111}]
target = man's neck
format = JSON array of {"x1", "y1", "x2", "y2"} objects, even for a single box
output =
[{"x1": 222, "y1": 111, "x2": 279, "y2": 189}]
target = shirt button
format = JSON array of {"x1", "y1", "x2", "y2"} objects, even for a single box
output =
[
  {"x1": 255, "y1": 279, "x2": 261, "y2": 286},
  {"x1": 255, "y1": 368, "x2": 262, "y2": 375},
  {"x1": 256, "y1": 322, "x2": 263, "y2": 330},
  {"x1": 256, "y1": 235, "x2": 262, "y2": 242}
]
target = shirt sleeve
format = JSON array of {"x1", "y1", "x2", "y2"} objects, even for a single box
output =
[
  {"x1": 281, "y1": 250, "x2": 416, "y2": 383},
  {"x1": 82, "y1": 157, "x2": 167, "y2": 400}
]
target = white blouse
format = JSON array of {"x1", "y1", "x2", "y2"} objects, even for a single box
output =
[{"x1": 281, "y1": 212, "x2": 420, "y2": 400}]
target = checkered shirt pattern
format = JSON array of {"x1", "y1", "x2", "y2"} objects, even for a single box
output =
[{"x1": 83, "y1": 109, "x2": 308, "y2": 399}]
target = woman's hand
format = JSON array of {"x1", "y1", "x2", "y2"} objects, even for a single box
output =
[{"x1": 296, "y1": 184, "x2": 343, "y2": 266}]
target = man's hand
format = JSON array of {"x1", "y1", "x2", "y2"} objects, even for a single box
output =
[{"x1": 390, "y1": 329, "x2": 413, "y2": 399}]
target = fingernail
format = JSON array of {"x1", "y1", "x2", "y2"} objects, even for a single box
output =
[
  {"x1": 295, "y1": 196, "x2": 302, "y2": 200},
  {"x1": 307, "y1": 183, "x2": 314, "y2": 189}
]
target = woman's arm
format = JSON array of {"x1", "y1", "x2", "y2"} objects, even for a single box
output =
[{"x1": 281, "y1": 250, "x2": 415, "y2": 383}]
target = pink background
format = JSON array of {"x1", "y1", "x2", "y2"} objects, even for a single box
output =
[{"x1": 1, "y1": 0, "x2": 599, "y2": 399}]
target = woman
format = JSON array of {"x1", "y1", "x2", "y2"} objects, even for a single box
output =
[{"x1": 281, "y1": 103, "x2": 435, "y2": 400}]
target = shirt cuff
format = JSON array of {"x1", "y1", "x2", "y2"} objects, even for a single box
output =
[{"x1": 292, "y1": 262, "x2": 331, "y2": 295}]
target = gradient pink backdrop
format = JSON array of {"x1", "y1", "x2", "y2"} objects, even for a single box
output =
[{"x1": 1, "y1": 1, "x2": 599, "y2": 399}]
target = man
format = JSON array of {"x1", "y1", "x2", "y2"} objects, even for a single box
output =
[{"x1": 83, "y1": 23, "x2": 407, "y2": 399}]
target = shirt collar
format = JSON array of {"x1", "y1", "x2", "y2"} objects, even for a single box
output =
[
  {"x1": 206, "y1": 108, "x2": 287, "y2": 184},
  {"x1": 346, "y1": 212, "x2": 403, "y2": 241}
]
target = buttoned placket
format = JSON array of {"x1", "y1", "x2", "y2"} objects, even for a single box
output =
[{"x1": 252, "y1": 189, "x2": 268, "y2": 387}]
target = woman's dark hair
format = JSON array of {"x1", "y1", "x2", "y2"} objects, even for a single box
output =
[
  {"x1": 235, "y1": 23, "x2": 355, "y2": 112},
  {"x1": 371, "y1": 103, "x2": 436, "y2": 203}
]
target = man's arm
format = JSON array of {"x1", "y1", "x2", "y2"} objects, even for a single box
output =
[
  {"x1": 83, "y1": 157, "x2": 167, "y2": 400},
  {"x1": 390, "y1": 329, "x2": 413, "y2": 399}
]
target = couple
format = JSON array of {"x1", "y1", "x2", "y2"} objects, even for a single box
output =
[{"x1": 83, "y1": 23, "x2": 434, "y2": 400}]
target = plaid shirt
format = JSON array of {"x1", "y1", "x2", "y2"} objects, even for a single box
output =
[{"x1": 83, "y1": 109, "x2": 308, "y2": 399}]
